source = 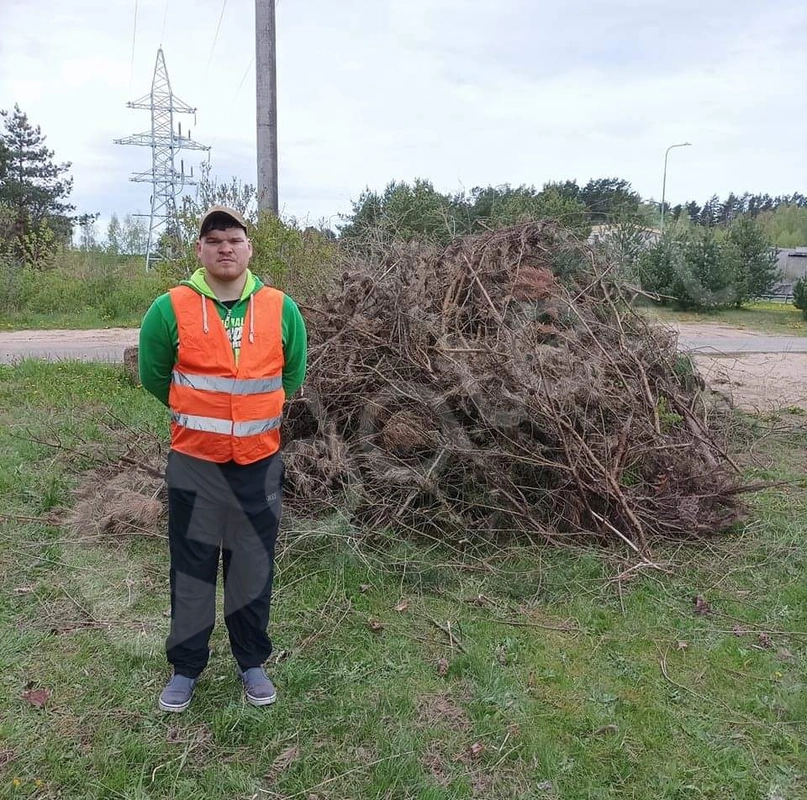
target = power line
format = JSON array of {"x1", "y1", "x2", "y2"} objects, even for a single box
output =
[
  {"x1": 160, "y1": 0, "x2": 170, "y2": 45},
  {"x1": 128, "y1": 0, "x2": 139, "y2": 97},
  {"x1": 236, "y1": 56, "x2": 254, "y2": 95},
  {"x1": 202, "y1": 0, "x2": 228, "y2": 86},
  {"x1": 210, "y1": 56, "x2": 253, "y2": 150}
]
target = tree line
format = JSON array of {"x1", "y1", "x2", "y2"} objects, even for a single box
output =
[
  {"x1": 338, "y1": 178, "x2": 807, "y2": 249},
  {"x1": 668, "y1": 192, "x2": 807, "y2": 228},
  {"x1": 1, "y1": 103, "x2": 805, "y2": 313},
  {"x1": 338, "y1": 178, "x2": 642, "y2": 243}
]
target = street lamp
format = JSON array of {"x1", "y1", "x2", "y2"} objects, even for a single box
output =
[{"x1": 660, "y1": 142, "x2": 692, "y2": 231}]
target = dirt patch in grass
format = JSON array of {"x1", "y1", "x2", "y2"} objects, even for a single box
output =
[
  {"x1": 416, "y1": 693, "x2": 471, "y2": 732},
  {"x1": 166, "y1": 723, "x2": 215, "y2": 766},
  {"x1": 422, "y1": 743, "x2": 451, "y2": 786}
]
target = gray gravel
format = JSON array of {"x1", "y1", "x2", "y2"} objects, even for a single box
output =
[{"x1": 0, "y1": 328, "x2": 139, "y2": 364}]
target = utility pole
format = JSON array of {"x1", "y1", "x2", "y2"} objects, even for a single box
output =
[{"x1": 256, "y1": 0, "x2": 279, "y2": 215}]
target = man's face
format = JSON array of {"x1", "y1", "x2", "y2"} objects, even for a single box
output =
[{"x1": 196, "y1": 225, "x2": 253, "y2": 282}]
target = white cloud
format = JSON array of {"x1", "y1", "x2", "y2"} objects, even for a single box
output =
[{"x1": 1, "y1": 0, "x2": 805, "y2": 231}]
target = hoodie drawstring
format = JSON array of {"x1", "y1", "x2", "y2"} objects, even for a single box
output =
[{"x1": 200, "y1": 290, "x2": 252, "y2": 342}]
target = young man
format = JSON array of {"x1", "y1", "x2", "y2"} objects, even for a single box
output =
[{"x1": 139, "y1": 206, "x2": 307, "y2": 712}]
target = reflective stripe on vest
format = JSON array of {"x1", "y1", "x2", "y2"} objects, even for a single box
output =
[
  {"x1": 171, "y1": 412, "x2": 283, "y2": 437},
  {"x1": 234, "y1": 416, "x2": 283, "y2": 436},
  {"x1": 171, "y1": 371, "x2": 283, "y2": 395}
]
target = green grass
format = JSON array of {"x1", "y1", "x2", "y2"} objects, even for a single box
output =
[
  {"x1": 1, "y1": 362, "x2": 806, "y2": 799},
  {"x1": 0, "y1": 311, "x2": 142, "y2": 330},
  {"x1": 642, "y1": 301, "x2": 807, "y2": 336}
]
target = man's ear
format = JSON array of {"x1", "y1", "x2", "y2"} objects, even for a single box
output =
[{"x1": 196, "y1": 239, "x2": 203, "y2": 257}]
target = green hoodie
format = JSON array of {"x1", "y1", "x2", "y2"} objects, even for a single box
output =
[{"x1": 138, "y1": 268, "x2": 307, "y2": 407}]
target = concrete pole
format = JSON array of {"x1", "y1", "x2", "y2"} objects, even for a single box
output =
[{"x1": 256, "y1": 0, "x2": 278, "y2": 215}]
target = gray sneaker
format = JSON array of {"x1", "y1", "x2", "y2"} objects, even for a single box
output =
[
  {"x1": 158, "y1": 674, "x2": 198, "y2": 713},
  {"x1": 240, "y1": 667, "x2": 277, "y2": 706}
]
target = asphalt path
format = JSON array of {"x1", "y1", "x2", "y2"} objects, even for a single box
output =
[
  {"x1": 0, "y1": 328, "x2": 139, "y2": 364},
  {"x1": 674, "y1": 323, "x2": 807, "y2": 356}
]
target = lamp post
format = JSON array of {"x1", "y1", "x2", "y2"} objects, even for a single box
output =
[{"x1": 660, "y1": 142, "x2": 691, "y2": 231}]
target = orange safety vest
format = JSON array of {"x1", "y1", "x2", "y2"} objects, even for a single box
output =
[{"x1": 168, "y1": 284, "x2": 286, "y2": 464}]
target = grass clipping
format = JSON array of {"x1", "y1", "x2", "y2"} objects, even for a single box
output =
[
  {"x1": 65, "y1": 441, "x2": 166, "y2": 540},
  {"x1": 282, "y1": 222, "x2": 746, "y2": 555}
]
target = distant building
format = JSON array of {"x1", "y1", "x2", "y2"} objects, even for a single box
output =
[
  {"x1": 776, "y1": 247, "x2": 807, "y2": 281},
  {"x1": 587, "y1": 224, "x2": 661, "y2": 249}
]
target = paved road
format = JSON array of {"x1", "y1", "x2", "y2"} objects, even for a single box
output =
[
  {"x1": 3, "y1": 322, "x2": 805, "y2": 411},
  {"x1": 2, "y1": 323, "x2": 807, "y2": 365},
  {"x1": 0, "y1": 328, "x2": 139, "y2": 364},
  {"x1": 673, "y1": 322, "x2": 807, "y2": 356}
]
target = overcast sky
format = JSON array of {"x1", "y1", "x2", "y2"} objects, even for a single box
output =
[{"x1": 1, "y1": 0, "x2": 805, "y2": 233}]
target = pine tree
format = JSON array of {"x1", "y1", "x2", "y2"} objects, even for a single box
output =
[
  {"x1": 726, "y1": 217, "x2": 780, "y2": 301},
  {"x1": 578, "y1": 177, "x2": 641, "y2": 223},
  {"x1": 793, "y1": 278, "x2": 807, "y2": 315},
  {"x1": 698, "y1": 195, "x2": 720, "y2": 227},
  {"x1": 720, "y1": 192, "x2": 743, "y2": 224},
  {"x1": 675, "y1": 226, "x2": 736, "y2": 308},
  {"x1": 0, "y1": 104, "x2": 75, "y2": 246},
  {"x1": 684, "y1": 201, "x2": 701, "y2": 223}
]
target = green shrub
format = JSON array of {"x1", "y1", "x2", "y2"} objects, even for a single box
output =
[
  {"x1": 725, "y1": 217, "x2": 780, "y2": 303},
  {"x1": 0, "y1": 246, "x2": 23, "y2": 312},
  {"x1": 637, "y1": 231, "x2": 682, "y2": 303},
  {"x1": 793, "y1": 277, "x2": 807, "y2": 318},
  {"x1": 250, "y1": 213, "x2": 337, "y2": 299},
  {"x1": 13, "y1": 250, "x2": 172, "y2": 321},
  {"x1": 638, "y1": 224, "x2": 769, "y2": 311},
  {"x1": 671, "y1": 226, "x2": 738, "y2": 309}
]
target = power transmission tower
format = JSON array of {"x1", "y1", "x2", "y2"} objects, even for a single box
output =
[
  {"x1": 256, "y1": 0, "x2": 278, "y2": 215},
  {"x1": 115, "y1": 47, "x2": 210, "y2": 269}
]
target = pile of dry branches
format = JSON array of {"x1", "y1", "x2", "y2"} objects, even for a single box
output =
[{"x1": 282, "y1": 222, "x2": 746, "y2": 556}]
